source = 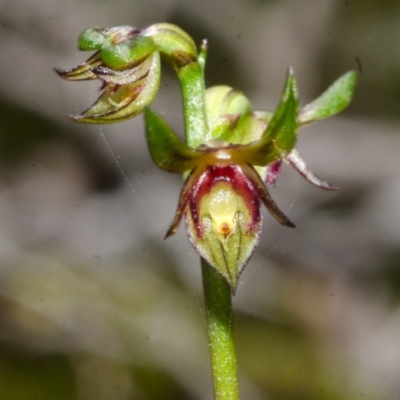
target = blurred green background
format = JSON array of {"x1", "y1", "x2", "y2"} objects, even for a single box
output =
[{"x1": 0, "y1": 0, "x2": 399, "y2": 399}]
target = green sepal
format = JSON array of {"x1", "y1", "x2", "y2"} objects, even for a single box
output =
[
  {"x1": 234, "y1": 68, "x2": 300, "y2": 166},
  {"x1": 101, "y1": 36, "x2": 157, "y2": 71},
  {"x1": 299, "y1": 70, "x2": 358, "y2": 125},
  {"x1": 78, "y1": 28, "x2": 106, "y2": 51},
  {"x1": 260, "y1": 68, "x2": 299, "y2": 152},
  {"x1": 144, "y1": 108, "x2": 204, "y2": 172}
]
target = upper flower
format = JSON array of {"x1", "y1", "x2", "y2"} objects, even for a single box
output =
[{"x1": 54, "y1": 23, "x2": 198, "y2": 123}]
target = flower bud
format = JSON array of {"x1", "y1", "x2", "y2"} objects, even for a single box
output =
[
  {"x1": 55, "y1": 26, "x2": 161, "y2": 123},
  {"x1": 204, "y1": 86, "x2": 265, "y2": 145}
]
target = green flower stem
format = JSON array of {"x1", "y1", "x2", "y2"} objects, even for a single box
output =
[
  {"x1": 202, "y1": 258, "x2": 240, "y2": 400},
  {"x1": 177, "y1": 44, "x2": 209, "y2": 149},
  {"x1": 176, "y1": 49, "x2": 240, "y2": 399}
]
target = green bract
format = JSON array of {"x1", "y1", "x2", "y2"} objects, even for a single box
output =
[{"x1": 55, "y1": 23, "x2": 357, "y2": 289}]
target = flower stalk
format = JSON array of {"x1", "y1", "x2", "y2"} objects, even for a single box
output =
[{"x1": 202, "y1": 259, "x2": 240, "y2": 400}]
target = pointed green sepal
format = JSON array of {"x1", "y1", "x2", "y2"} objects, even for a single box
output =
[
  {"x1": 299, "y1": 70, "x2": 358, "y2": 125},
  {"x1": 232, "y1": 68, "x2": 300, "y2": 167},
  {"x1": 260, "y1": 67, "x2": 299, "y2": 152},
  {"x1": 144, "y1": 108, "x2": 204, "y2": 172}
]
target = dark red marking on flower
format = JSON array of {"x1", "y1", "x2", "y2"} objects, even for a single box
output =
[
  {"x1": 187, "y1": 164, "x2": 262, "y2": 238},
  {"x1": 266, "y1": 160, "x2": 282, "y2": 186}
]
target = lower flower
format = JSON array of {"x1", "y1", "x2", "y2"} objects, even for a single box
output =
[{"x1": 164, "y1": 162, "x2": 294, "y2": 290}]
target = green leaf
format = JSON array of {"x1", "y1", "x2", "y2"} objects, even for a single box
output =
[
  {"x1": 299, "y1": 70, "x2": 358, "y2": 125},
  {"x1": 0, "y1": 351, "x2": 78, "y2": 400},
  {"x1": 144, "y1": 108, "x2": 203, "y2": 172}
]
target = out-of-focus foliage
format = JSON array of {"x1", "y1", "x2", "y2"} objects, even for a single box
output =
[
  {"x1": 319, "y1": 0, "x2": 400, "y2": 118},
  {"x1": 0, "y1": 349, "x2": 78, "y2": 400},
  {"x1": 0, "y1": 0, "x2": 399, "y2": 399}
]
